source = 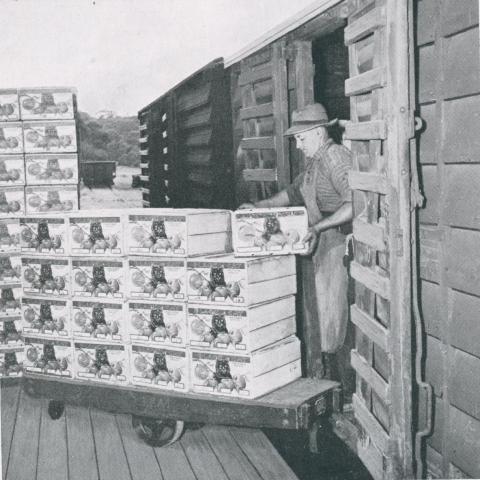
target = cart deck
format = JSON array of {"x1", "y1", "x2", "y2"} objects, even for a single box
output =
[
  {"x1": 22, "y1": 375, "x2": 340, "y2": 430},
  {"x1": 2, "y1": 381, "x2": 302, "y2": 480}
]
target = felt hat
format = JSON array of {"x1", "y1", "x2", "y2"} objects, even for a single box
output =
[{"x1": 284, "y1": 103, "x2": 337, "y2": 136}]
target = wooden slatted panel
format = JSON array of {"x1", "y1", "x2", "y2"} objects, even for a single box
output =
[
  {"x1": 36, "y1": 399, "x2": 69, "y2": 480},
  {"x1": 238, "y1": 62, "x2": 273, "y2": 86},
  {"x1": 66, "y1": 405, "x2": 99, "y2": 480},
  {"x1": 240, "y1": 103, "x2": 273, "y2": 120},
  {"x1": 177, "y1": 83, "x2": 211, "y2": 112},
  {"x1": 240, "y1": 136, "x2": 275, "y2": 150},
  {"x1": 346, "y1": 0, "x2": 415, "y2": 478},
  {"x1": 1, "y1": 384, "x2": 21, "y2": 480},
  {"x1": 5, "y1": 389, "x2": 42, "y2": 480},
  {"x1": 181, "y1": 106, "x2": 212, "y2": 129}
]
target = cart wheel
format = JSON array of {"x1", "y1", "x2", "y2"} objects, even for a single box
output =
[
  {"x1": 132, "y1": 416, "x2": 184, "y2": 447},
  {"x1": 48, "y1": 400, "x2": 65, "y2": 420}
]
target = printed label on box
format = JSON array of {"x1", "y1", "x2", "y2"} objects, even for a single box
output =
[
  {"x1": 128, "y1": 301, "x2": 185, "y2": 346},
  {"x1": 20, "y1": 216, "x2": 67, "y2": 256},
  {"x1": 72, "y1": 300, "x2": 124, "y2": 342},
  {"x1": 69, "y1": 215, "x2": 123, "y2": 256},
  {"x1": 131, "y1": 345, "x2": 186, "y2": 391}
]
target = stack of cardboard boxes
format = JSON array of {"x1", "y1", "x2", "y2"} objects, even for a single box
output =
[{"x1": 7, "y1": 205, "x2": 309, "y2": 399}]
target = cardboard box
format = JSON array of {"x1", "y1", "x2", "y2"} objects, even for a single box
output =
[
  {"x1": 25, "y1": 185, "x2": 79, "y2": 214},
  {"x1": 0, "y1": 155, "x2": 25, "y2": 186},
  {"x1": 21, "y1": 257, "x2": 70, "y2": 297},
  {"x1": 0, "y1": 218, "x2": 21, "y2": 253},
  {"x1": 23, "y1": 120, "x2": 77, "y2": 153},
  {"x1": 187, "y1": 296, "x2": 296, "y2": 354},
  {"x1": 127, "y1": 301, "x2": 186, "y2": 347},
  {"x1": 73, "y1": 341, "x2": 128, "y2": 385},
  {"x1": 189, "y1": 336, "x2": 301, "y2": 398},
  {"x1": 0, "y1": 284, "x2": 22, "y2": 318},
  {"x1": 71, "y1": 258, "x2": 125, "y2": 300},
  {"x1": 0, "y1": 254, "x2": 21, "y2": 286},
  {"x1": 0, "y1": 316, "x2": 22, "y2": 348},
  {"x1": 19, "y1": 88, "x2": 75, "y2": 121},
  {"x1": 127, "y1": 257, "x2": 186, "y2": 301},
  {"x1": 232, "y1": 207, "x2": 309, "y2": 256},
  {"x1": 24, "y1": 336, "x2": 73, "y2": 377},
  {"x1": 68, "y1": 211, "x2": 124, "y2": 256},
  {"x1": 0, "y1": 90, "x2": 20, "y2": 122},
  {"x1": 0, "y1": 122, "x2": 23, "y2": 154},
  {"x1": 0, "y1": 187, "x2": 25, "y2": 218},
  {"x1": 25, "y1": 154, "x2": 78, "y2": 185},
  {"x1": 187, "y1": 254, "x2": 296, "y2": 306},
  {"x1": 20, "y1": 215, "x2": 68, "y2": 256},
  {"x1": 22, "y1": 297, "x2": 70, "y2": 338},
  {"x1": 130, "y1": 344, "x2": 187, "y2": 391},
  {"x1": 71, "y1": 299, "x2": 124, "y2": 343},
  {"x1": 126, "y1": 208, "x2": 231, "y2": 257},
  {"x1": 0, "y1": 346, "x2": 24, "y2": 377}
]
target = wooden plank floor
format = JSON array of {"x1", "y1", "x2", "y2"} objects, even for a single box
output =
[{"x1": 2, "y1": 382, "x2": 299, "y2": 480}]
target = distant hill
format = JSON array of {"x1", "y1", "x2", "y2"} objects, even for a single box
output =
[{"x1": 77, "y1": 111, "x2": 140, "y2": 167}]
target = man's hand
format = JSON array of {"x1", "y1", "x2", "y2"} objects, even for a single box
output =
[
  {"x1": 238, "y1": 203, "x2": 256, "y2": 209},
  {"x1": 301, "y1": 227, "x2": 319, "y2": 256}
]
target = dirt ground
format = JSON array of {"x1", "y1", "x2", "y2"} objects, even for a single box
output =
[{"x1": 80, "y1": 165, "x2": 141, "y2": 210}]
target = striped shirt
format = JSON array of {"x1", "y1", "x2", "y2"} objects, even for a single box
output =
[{"x1": 286, "y1": 139, "x2": 353, "y2": 213}]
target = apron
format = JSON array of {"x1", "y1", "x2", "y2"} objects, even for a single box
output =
[{"x1": 300, "y1": 158, "x2": 349, "y2": 354}]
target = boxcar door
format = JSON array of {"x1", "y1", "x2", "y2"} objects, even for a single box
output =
[
  {"x1": 344, "y1": 0, "x2": 416, "y2": 479},
  {"x1": 236, "y1": 42, "x2": 291, "y2": 199}
]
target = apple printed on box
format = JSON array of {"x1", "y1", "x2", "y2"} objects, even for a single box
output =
[
  {"x1": 72, "y1": 258, "x2": 125, "y2": 299},
  {"x1": 22, "y1": 297, "x2": 70, "y2": 338},
  {"x1": 25, "y1": 185, "x2": 79, "y2": 215},
  {"x1": 21, "y1": 257, "x2": 70, "y2": 297},
  {"x1": 24, "y1": 336, "x2": 72, "y2": 377},
  {"x1": 0, "y1": 218, "x2": 21, "y2": 254},
  {"x1": 0, "y1": 347, "x2": 24, "y2": 377},
  {"x1": 232, "y1": 207, "x2": 309, "y2": 256},
  {"x1": 0, "y1": 155, "x2": 25, "y2": 186},
  {"x1": 0, "y1": 187, "x2": 25, "y2": 218},
  {"x1": 0, "y1": 285, "x2": 22, "y2": 318},
  {"x1": 131, "y1": 345, "x2": 187, "y2": 391},
  {"x1": 128, "y1": 257, "x2": 186, "y2": 301},
  {"x1": 127, "y1": 301, "x2": 186, "y2": 346},
  {"x1": 0, "y1": 90, "x2": 20, "y2": 122},
  {"x1": 74, "y1": 341, "x2": 128, "y2": 384},
  {"x1": 25, "y1": 154, "x2": 78, "y2": 185},
  {"x1": 187, "y1": 296, "x2": 296, "y2": 354},
  {"x1": 19, "y1": 88, "x2": 75, "y2": 121},
  {"x1": 72, "y1": 300, "x2": 124, "y2": 342},
  {"x1": 20, "y1": 215, "x2": 67, "y2": 256},
  {"x1": 190, "y1": 336, "x2": 301, "y2": 398},
  {"x1": 0, "y1": 317, "x2": 22, "y2": 347},
  {"x1": 0, "y1": 122, "x2": 23, "y2": 154},
  {"x1": 23, "y1": 121, "x2": 77, "y2": 153},
  {"x1": 69, "y1": 214, "x2": 123, "y2": 256},
  {"x1": 0, "y1": 254, "x2": 21, "y2": 287}
]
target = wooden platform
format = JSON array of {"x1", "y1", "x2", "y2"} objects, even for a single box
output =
[
  {"x1": 22, "y1": 375, "x2": 340, "y2": 431},
  {"x1": 2, "y1": 382, "x2": 299, "y2": 480}
]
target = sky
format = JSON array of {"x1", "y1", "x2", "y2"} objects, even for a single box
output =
[{"x1": 2, "y1": 0, "x2": 315, "y2": 116}]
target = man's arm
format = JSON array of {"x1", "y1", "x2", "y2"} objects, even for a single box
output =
[
  {"x1": 301, "y1": 202, "x2": 353, "y2": 256},
  {"x1": 239, "y1": 189, "x2": 291, "y2": 209},
  {"x1": 312, "y1": 202, "x2": 353, "y2": 234}
]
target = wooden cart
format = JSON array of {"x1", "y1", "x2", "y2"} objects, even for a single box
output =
[{"x1": 22, "y1": 373, "x2": 341, "y2": 450}]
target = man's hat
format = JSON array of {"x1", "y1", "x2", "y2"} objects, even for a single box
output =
[{"x1": 284, "y1": 103, "x2": 337, "y2": 136}]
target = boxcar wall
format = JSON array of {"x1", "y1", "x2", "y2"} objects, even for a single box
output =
[
  {"x1": 138, "y1": 58, "x2": 234, "y2": 209},
  {"x1": 415, "y1": 1, "x2": 480, "y2": 479}
]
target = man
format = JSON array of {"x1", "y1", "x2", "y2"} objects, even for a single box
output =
[{"x1": 240, "y1": 103, "x2": 353, "y2": 372}]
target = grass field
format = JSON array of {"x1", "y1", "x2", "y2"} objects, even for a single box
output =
[{"x1": 80, "y1": 165, "x2": 142, "y2": 210}]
